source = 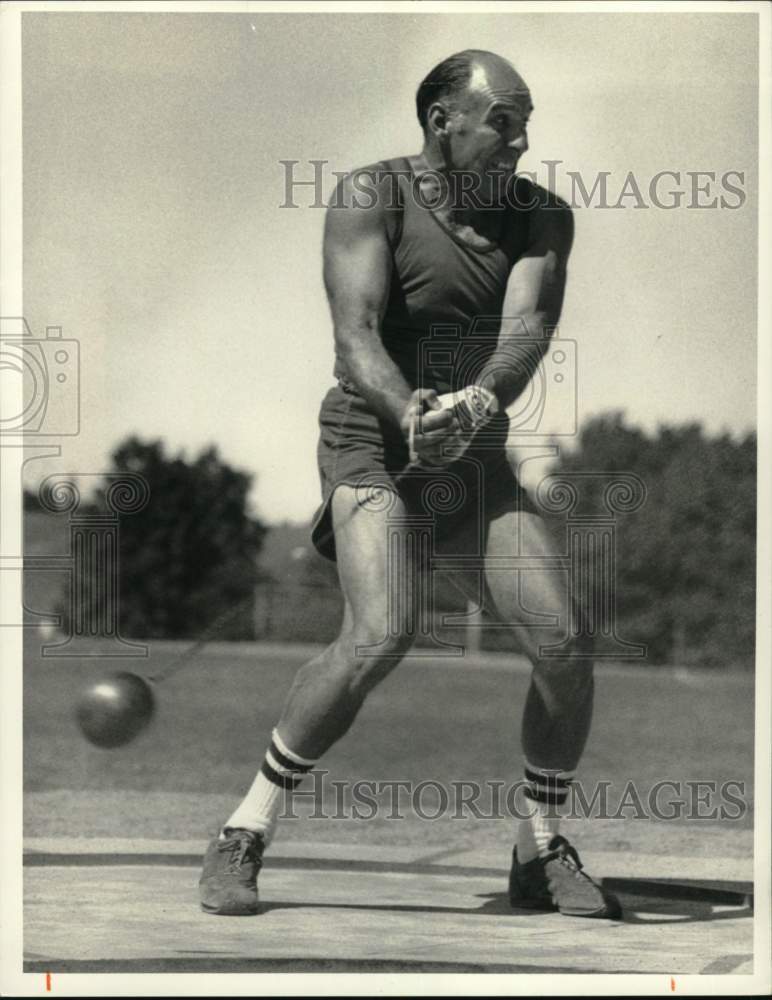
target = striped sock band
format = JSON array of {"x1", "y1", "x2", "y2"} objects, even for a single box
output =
[
  {"x1": 518, "y1": 762, "x2": 576, "y2": 861},
  {"x1": 223, "y1": 729, "x2": 317, "y2": 844},
  {"x1": 523, "y1": 762, "x2": 575, "y2": 807},
  {"x1": 260, "y1": 729, "x2": 316, "y2": 790}
]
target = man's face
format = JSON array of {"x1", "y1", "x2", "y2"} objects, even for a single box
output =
[{"x1": 442, "y1": 60, "x2": 532, "y2": 187}]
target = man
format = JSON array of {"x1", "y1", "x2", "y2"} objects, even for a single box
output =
[{"x1": 199, "y1": 49, "x2": 621, "y2": 920}]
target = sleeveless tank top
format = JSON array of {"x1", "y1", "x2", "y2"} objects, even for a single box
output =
[{"x1": 334, "y1": 156, "x2": 535, "y2": 393}]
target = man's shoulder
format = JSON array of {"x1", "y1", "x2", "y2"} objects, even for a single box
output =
[
  {"x1": 510, "y1": 177, "x2": 573, "y2": 252},
  {"x1": 347, "y1": 156, "x2": 411, "y2": 179},
  {"x1": 510, "y1": 176, "x2": 571, "y2": 216},
  {"x1": 328, "y1": 157, "x2": 412, "y2": 212}
]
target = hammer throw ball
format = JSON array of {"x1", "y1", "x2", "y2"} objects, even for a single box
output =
[{"x1": 75, "y1": 671, "x2": 155, "y2": 748}]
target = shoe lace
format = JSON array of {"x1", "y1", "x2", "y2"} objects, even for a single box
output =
[
  {"x1": 218, "y1": 832, "x2": 261, "y2": 875},
  {"x1": 545, "y1": 838, "x2": 584, "y2": 876}
]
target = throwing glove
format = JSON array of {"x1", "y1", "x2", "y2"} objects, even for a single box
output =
[{"x1": 409, "y1": 385, "x2": 499, "y2": 465}]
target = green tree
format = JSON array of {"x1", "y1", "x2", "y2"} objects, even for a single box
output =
[
  {"x1": 96, "y1": 436, "x2": 266, "y2": 639},
  {"x1": 550, "y1": 414, "x2": 755, "y2": 667}
]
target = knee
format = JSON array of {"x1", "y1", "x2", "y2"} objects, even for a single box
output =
[
  {"x1": 520, "y1": 625, "x2": 594, "y2": 668},
  {"x1": 334, "y1": 620, "x2": 415, "y2": 699},
  {"x1": 559, "y1": 630, "x2": 595, "y2": 665},
  {"x1": 529, "y1": 630, "x2": 594, "y2": 688}
]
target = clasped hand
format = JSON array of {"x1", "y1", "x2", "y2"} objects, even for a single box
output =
[{"x1": 399, "y1": 387, "x2": 498, "y2": 468}]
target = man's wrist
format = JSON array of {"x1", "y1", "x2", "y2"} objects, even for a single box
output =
[
  {"x1": 436, "y1": 384, "x2": 499, "y2": 432},
  {"x1": 475, "y1": 372, "x2": 506, "y2": 410}
]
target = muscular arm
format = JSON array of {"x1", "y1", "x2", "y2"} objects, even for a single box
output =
[
  {"x1": 322, "y1": 172, "x2": 413, "y2": 428},
  {"x1": 323, "y1": 170, "x2": 454, "y2": 462},
  {"x1": 478, "y1": 195, "x2": 574, "y2": 410}
]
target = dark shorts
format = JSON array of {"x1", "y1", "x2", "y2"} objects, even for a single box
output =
[{"x1": 310, "y1": 383, "x2": 537, "y2": 562}]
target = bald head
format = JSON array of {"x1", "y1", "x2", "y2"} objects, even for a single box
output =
[{"x1": 415, "y1": 50, "x2": 530, "y2": 133}]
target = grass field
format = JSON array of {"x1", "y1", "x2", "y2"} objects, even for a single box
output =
[{"x1": 24, "y1": 640, "x2": 754, "y2": 861}]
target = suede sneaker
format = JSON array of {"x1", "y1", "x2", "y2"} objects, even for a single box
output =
[
  {"x1": 199, "y1": 827, "x2": 264, "y2": 916},
  {"x1": 509, "y1": 835, "x2": 622, "y2": 920}
]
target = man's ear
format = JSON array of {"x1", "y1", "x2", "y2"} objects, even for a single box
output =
[{"x1": 426, "y1": 102, "x2": 449, "y2": 137}]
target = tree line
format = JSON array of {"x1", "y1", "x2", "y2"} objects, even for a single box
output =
[{"x1": 25, "y1": 417, "x2": 755, "y2": 667}]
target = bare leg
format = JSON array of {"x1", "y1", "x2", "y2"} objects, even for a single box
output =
[
  {"x1": 483, "y1": 509, "x2": 594, "y2": 773},
  {"x1": 277, "y1": 484, "x2": 418, "y2": 759},
  {"x1": 476, "y1": 508, "x2": 622, "y2": 914}
]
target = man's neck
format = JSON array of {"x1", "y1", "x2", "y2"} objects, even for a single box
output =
[{"x1": 414, "y1": 147, "x2": 508, "y2": 215}]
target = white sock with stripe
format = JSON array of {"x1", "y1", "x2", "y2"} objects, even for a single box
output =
[
  {"x1": 223, "y1": 729, "x2": 316, "y2": 846},
  {"x1": 517, "y1": 761, "x2": 575, "y2": 863}
]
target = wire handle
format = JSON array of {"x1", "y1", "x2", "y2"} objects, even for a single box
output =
[{"x1": 408, "y1": 403, "x2": 419, "y2": 464}]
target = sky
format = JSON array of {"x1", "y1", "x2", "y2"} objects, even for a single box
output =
[{"x1": 19, "y1": 9, "x2": 759, "y2": 523}]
